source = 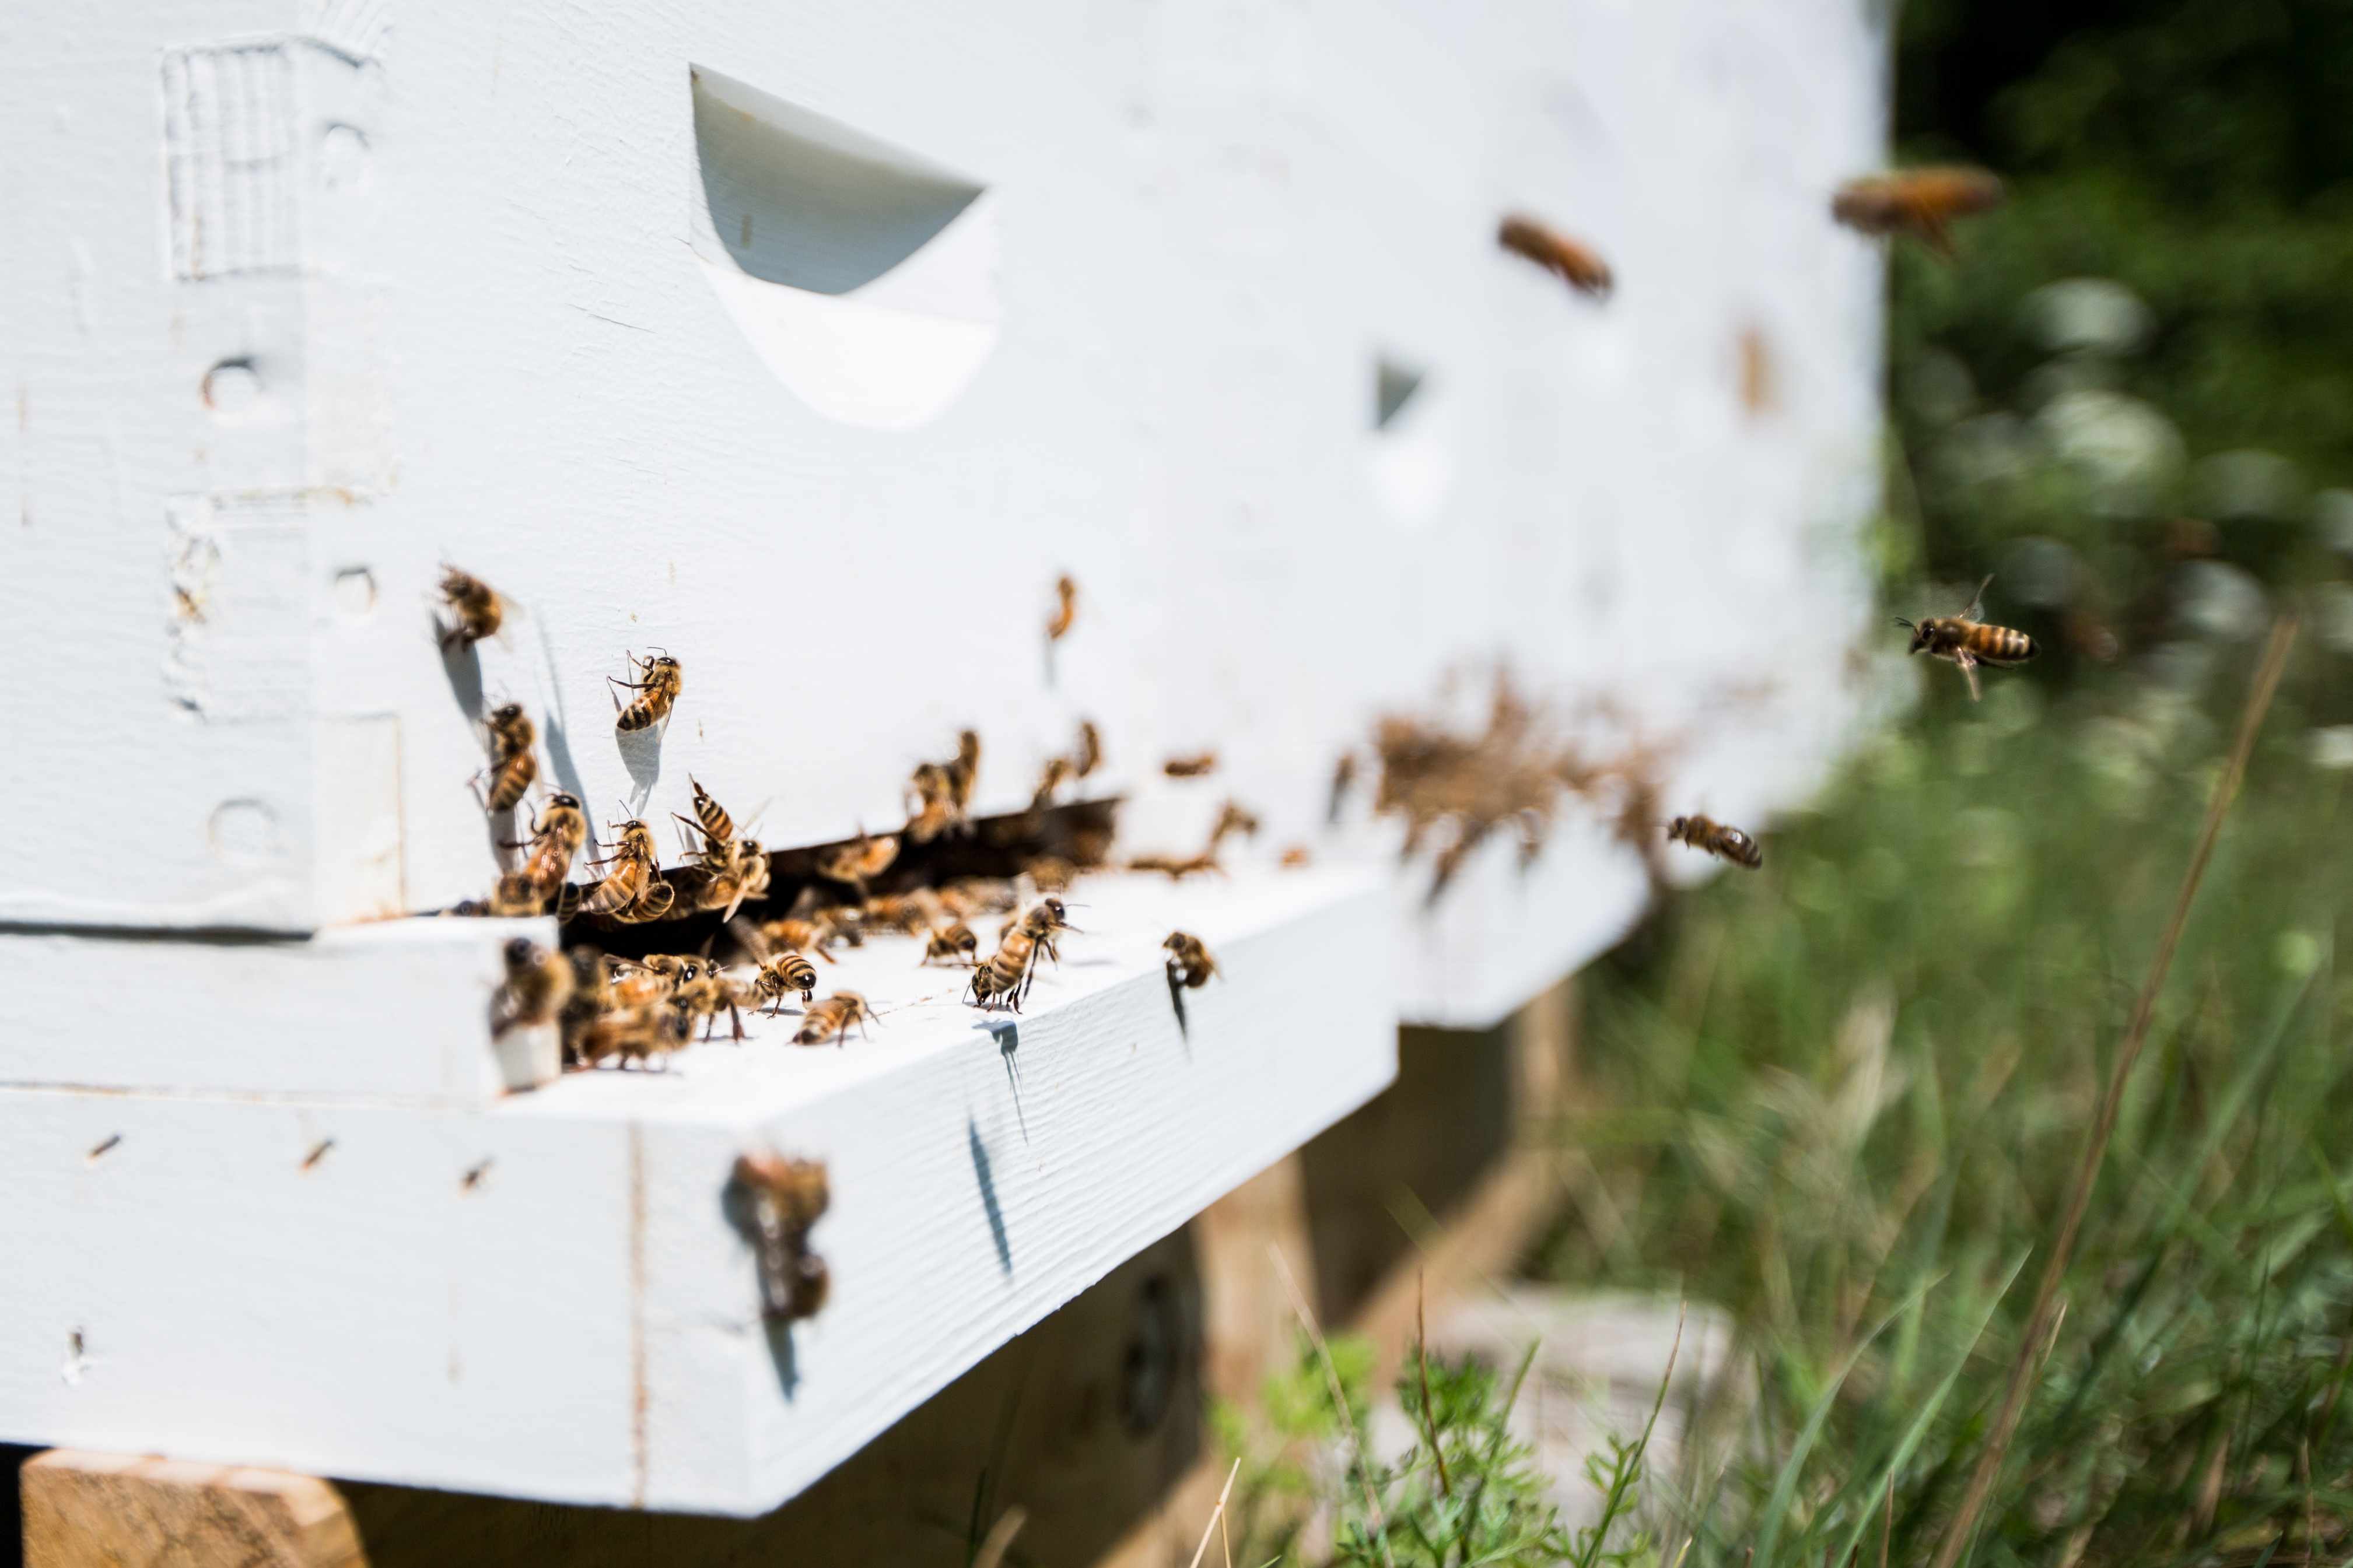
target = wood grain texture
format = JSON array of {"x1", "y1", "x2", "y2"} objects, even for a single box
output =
[
  {"x1": 0, "y1": 869, "x2": 1396, "y2": 1517},
  {"x1": 22, "y1": 1450, "x2": 365, "y2": 1568}
]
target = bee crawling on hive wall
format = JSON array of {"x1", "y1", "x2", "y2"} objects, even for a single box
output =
[
  {"x1": 477, "y1": 703, "x2": 539, "y2": 814},
  {"x1": 1497, "y1": 213, "x2": 1612, "y2": 299},
  {"x1": 1046, "y1": 573, "x2": 1079, "y2": 643},
  {"x1": 493, "y1": 937, "x2": 572, "y2": 1037},
  {"x1": 580, "y1": 816, "x2": 675, "y2": 922},
  {"x1": 1895, "y1": 575, "x2": 2039, "y2": 701},
  {"x1": 610, "y1": 649, "x2": 682, "y2": 732},
  {"x1": 436, "y1": 566, "x2": 503, "y2": 652},
  {"x1": 1832, "y1": 166, "x2": 2005, "y2": 257},
  {"x1": 1666, "y1": 813, "x2": 1764, "y2": 869},
  {"x1": 731, "y1": 1153, "x2": 831, "y2": 1323}
]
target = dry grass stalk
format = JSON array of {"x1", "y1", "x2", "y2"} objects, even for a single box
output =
[{"x1": 1269, "y1": 1242, "x2": 1395, "y2": 1566}]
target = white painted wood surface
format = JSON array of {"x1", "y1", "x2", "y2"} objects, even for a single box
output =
[
  {"x1": 0, "y1": 0, "x2": 1887, "y2": 1511},
  {"x1": 0, "y1": 918, "x2": 555, "y2": 1104},
  {"x1": 0, "y1": 867, "x2": 1395, "y2": 1514},
  {"x1": 2, "y1": 0, "x2": 1883, "y2": 952}
]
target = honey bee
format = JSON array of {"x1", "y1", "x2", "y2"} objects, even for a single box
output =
[
  {"x1": 493, "y1": 936, "x2": 573, "y2": 1035},
  {"x1": 673, "y1": 966, "x2": 750, "y2": 1043},
  {"x1": 939, "y1": 877, "x2": 1020, "y2": 918},
  {"x1": 479, "y1": 703, "x2": 538, "y2": 813},
  {"x1": 906, "y1": 760, "x2": 962, "y2": 844},
  {"x1": 1128, "y1": 851, "x2": 1221, "y2": 881},
  {"x1": 922, "y1": 921, "x2": 979, "y2": 966},
  {"x1": 573, "y1": 1004, "x2": 691, "y2": 1069},
  {"x1": 968, "y1": 928, "x2": 1038, "y2": 1012},
  {"x1": 1073, "y1": 720, "x2": 1102, "y2": 779},
  {"x1": 731, "y1": 1153, "x2": 831, "y2": 1323},
  {"x1": 1046, "y1": 574, "x2": 1078, "y2": 641},
  {"x1": 755, "y1": 916, "x2": 847, "y2": 963},
  {"x1": 486, "y1": 868, "x2": 550, "y2": 918},
  {"x1": 794, "y1": 991, "x2": 876, "y2": 1048},
  {"x1": 814, "y1": 828, "x2": 899, "y2": 892},
  {"x1": 1895, "y1": 576, "x2": 2038, "y2": 701},
  {"x1": 610, "y1": 650, "x2": 682, "y2": 732},
  {"x1": 1003, "y1": 897, "x2": 1078, "y2": 969},
  {"x1": 862, "y1": 889, "x2": 943, "y2": 934},
  {"x1": 678, "y1": 776, "x2": 735, "y2": 854},
  {"x1": 605, "y1": 957, "x2": 686, "y2": 1009},
  {"x1": 1163, "y1": 752, "x2": 1218, "y2": 778},
  {"x1": 1207, "y1": 799, "x2": 1260, "y2": 854},
  {"x1": 556, "y1": 948, "x2": 610, "y2": 1064},
  {"x1": 1032, "y1": 754, "x2": 1074, "y2": 812},
  {"x1": 1831, "y1": 167, "x2": 2005, "y2": 256},
  {"x1": 675, "y1": 839, "x2": 768, "y2": 922},
  {"x1": 1163, "y1": 931, "x2": 1219, "y2": 990},
  {"x1": 437, "y1": 567, "x2": 503, "y2": 651},
  {"x1": 581, "y1": 818, "x2": 670, "y2": 920},
  {"x1": 751, "y1": 952, "x2": 819, "y2": 1012},
  {"x1": 1280, "y1": 844, "x2": 1312, "y2": 869},
  {"x1": 510, "y1": 792, "x2": 588, "y2": 895},
  {"x1": 1497, "y1": 213, "x2": 1612, "y2": 299},
  {"x1": 1666, "y1": 813, "x2": 1763, "y2": 869},
  {"x1": 1024, "y1": 857, "x2": 1077, "y2": 893}
]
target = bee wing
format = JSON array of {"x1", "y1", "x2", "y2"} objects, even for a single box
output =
[{"x1": 1960, "y1": 575, "x2": 1993, "y2": 623}]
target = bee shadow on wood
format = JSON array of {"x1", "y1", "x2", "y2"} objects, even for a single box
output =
[
  {"x1": 967, "y1": 1117, "x2": 1013, "y2": 1277},
  {"x1": 989, "y1": 1022, "x2": 1032, "y2": 1148},
  {"x1": 436, "y1": 621, "x2": 486, "y2": 723},
  {"x1": 615, "y1": 721, "x2": 664, "y2": 813},
  {"x1": 1163, "y1": 968, "x2": 1190, "y2": 1054}
]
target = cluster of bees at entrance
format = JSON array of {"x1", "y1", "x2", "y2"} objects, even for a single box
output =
[
  {"x1": 437, "y1": 570, "x2": 1228, "y2": 1072},
  {"x1": 1479, "y1": 164, "x2": 2032, "y2": 882}
]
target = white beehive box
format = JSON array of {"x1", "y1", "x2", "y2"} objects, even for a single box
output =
[{"x1": 0, "y1": 0, "x2": 1886, "y2": 1516}]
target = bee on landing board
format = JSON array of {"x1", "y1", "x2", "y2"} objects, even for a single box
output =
[
  {"x1": 794, "y1": 992, "x2": 876, "y2": 1048},
  {"x1": 1895, "y1": 575, "x2": 2038, "y2": 701},
  {"x1": 1666, "y1": 814, "x2": 1764, "y2": 869},
  {"x1": 573, "y1": 1004, "x2": 691, "y2": 1069},
  {"x1": 1001, "y1": 897, "x2": 1078, "y2": 969},
  {"x1": 1831, "y1": 167, "x2": 2005, "y2": 257},
  {"x1": 494, "y1": 937, "x2": 573, "y2": 1035},
  {"x1": 479, "y1": 703, "x2": 538, "y2": 813},
  {"x1": 731, "y1": 1154, "x2": 831, "y2": 1322},
  {"x1": 751, "y1": 952, "x2": 819, "y2": 1013},
  {"x1": 1163, "y1": 932, "x2": 1219, "y2": 990},
  {"x1": 968, "y1": 927, "x2": 1039, "y2": 1013},
  {"x1": 921, "y1": 921, "x2": 979, "y2": 967},
  {"x1": 1497, "y1": 214, "x2": 1612, "y2": 299},
  {"x1": 437, "y1": 567, "x2": 503, "y2": 651},
  {"x1": 610, "y1": 650, "x2": 682, "y2": 732},
  {"x1": 672, "y1": 966, "x2": 750, "y2": 1043},
  {"x1": 1046, "y1": 574, "x2": 1078, "y2": 642}
]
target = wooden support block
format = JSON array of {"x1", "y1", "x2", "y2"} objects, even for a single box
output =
[{"x1": 22, "y1": 1450, "x2": 363, "y2": 1568}]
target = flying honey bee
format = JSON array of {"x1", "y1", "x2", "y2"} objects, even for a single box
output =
[
  {"x1": 479, "y1": 703, "x2": 538, "y2": 813},
  {"x1": 493, "y1": 937, "x2": 573, "y2": 1035},
  {"x1": 939, "y1": 877, "x2": 1021, "y2": 918},
  {"x1": 905, "y1": 760, "x2": 962, "y2": 843},
  {"x1": 675, "y1": 837, "x2": 768, "y2": 922},
  {"x1": 677, "y1": 777, "x2": 734, "y2": 854},
  {"x1": 1497, "y1": 213, "x2": 1612, "y2": 299},
  {"x1": 1046, "y1": 574, "x2": 1078, "y2": 642},
  {"x1": 1666, "y1": 813, "x2": 1764, "y2": 869},
  {"x1": 580, "y1": 818, "x2": 671, "y2": 920},
  {"x1": 922, "y1": 921, "x2": 979, "y2": 966},
  {"x1": 1207, "y1": 799, "x2": 1260, "y2": 854},
  {"x1": 1073, "y1": 720, "x2": 1102, "y2": 779},
  {"x1": 731, "y1": 1153, "x2": 831, "y2": 1323},
  {"x1": 610, "y1": 650, "x2": 682, "y2": 732},
  {"x1": 794, "y1": 992, "x2": 876, "y2": 1048},
  {"x1": 1831, "y1": 167, "x2": 2005, "y2": 257},
  {"x1": 486, "y1": 869, "x2": 549, "y2": 918},
  {"x1": 1024, "y1": 857, "x2": 1077, "y2": 893},
  {"x1": 1163, "y1": 931, "x2": 1219, "y2": 990},
  {"x1": 751, "y1": 952, "x2": 819, "y2": 1012},
  {"x1": 1895, "y1": 575, "x2": 2038, "y2": 701},
  {"x1": 814, "y1": 828, "x2": 899, "y2": 892},
  {"x1": 1280, "y1": 844, "x2": 1312, "y2": 869},
  {"x1": 437, "y1": 567, "x2": 503, "y2": 651},
  {"x1": 1163, "y1": 752, "x2": 1219, "y2": 778},
  {"x1": 949, "y1": 730, "x2": 981, "y2": 806}
]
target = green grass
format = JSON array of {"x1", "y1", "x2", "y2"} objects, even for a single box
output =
[{"x1": 1539, "y1": 640, "x2": 2353, "y2": 1566}]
